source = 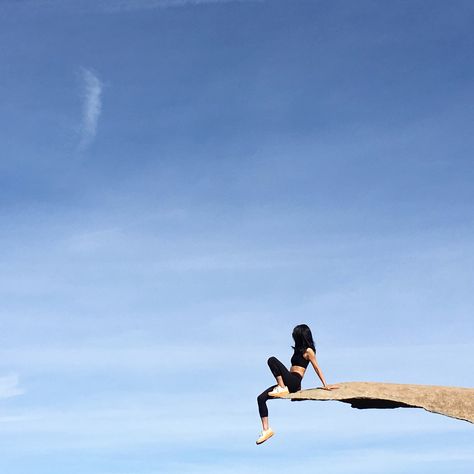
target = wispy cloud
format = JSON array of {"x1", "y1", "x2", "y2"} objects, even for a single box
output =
[
  {"x1": 78, "y1": 67, "x2": 103, "y2": 150},
  {"x1": 2, "y1": 0, "x2": 263, "y2": 13},
  {"x1": 104, "y1": 0, "x2": 262, "y2": 11},
  {"x1": 0, "y1": 395, "x2": 468, "y2": 450},
  {"x1": 0, "y1": 374, "x2": 24, "y2": 399}
]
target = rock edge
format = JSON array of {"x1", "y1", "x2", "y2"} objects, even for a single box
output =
[{"x1": 280, "y1": 382, "x2": 474, "y2": 423}]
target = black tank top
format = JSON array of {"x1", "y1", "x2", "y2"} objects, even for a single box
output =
[{"x1": 291, "y1": 348, "x2": 309, "y2": 369}]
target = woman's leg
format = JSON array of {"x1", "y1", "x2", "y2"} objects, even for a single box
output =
[
  {"x1": 257, "y1": 358, "x2": 286, "y2": 427},
  {"x1": 267, "y1": 356, "x2": 300, "y2": 391},
  {"x1": 257, "y1": 357, "x2": 302, "y2": 438},
  {"x1": 267, "y1": 356, "x2": 287, "y2": 383},
  {"x1": 257, "y1": 385, "x2": 275, "y2": 430}
]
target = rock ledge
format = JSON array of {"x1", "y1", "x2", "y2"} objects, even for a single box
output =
[{"x1": 281, "y1": 382, "x2": 474, "y2": 423}]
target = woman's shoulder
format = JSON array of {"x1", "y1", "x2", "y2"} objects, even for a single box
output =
[{"x1": 304, "y1": 347, "x2": 316, "y2": 358}]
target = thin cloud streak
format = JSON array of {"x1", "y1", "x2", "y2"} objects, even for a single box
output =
[
  {"x1": 105, "y1": 0, "x2": 263, "y2": 11},
  {"x1": 0, "y1": 375, "x2": 24, "y2": 399},
  {"x1": 78, "y1": 67, "x2": 102, "y2": 150},
  {"x1": 1, "y1": 0, "x2": 263, "y2": 13},
  {"x1": 0, "y1": 400, "x2": 468, "y2": 449}
]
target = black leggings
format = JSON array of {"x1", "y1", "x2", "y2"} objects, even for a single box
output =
[{"x1": 257, "y1": 356, "x2": 302, "y2": 418}]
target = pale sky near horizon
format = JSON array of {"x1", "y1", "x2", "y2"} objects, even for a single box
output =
[{"x1": 1, "y1": 1, "x2": 473, "y2": 473}]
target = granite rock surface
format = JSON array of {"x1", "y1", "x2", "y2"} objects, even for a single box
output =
[{"x1": 281, "y1": 382, "x2": 474, "y2": 423}]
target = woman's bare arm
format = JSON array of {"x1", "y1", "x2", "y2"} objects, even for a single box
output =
[{"x1": 306, "y1": 348, "x2": 338, "y2": 390}]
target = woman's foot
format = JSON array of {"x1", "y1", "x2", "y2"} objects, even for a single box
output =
[
  {"x1": 256, "y1": 428, "x2": 274, "y2": 445},
  {"x1": 268, "y1": 385, "x2": 289, "y2": 397}
]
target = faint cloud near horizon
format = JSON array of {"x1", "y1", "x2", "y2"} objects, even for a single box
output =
[
  {"x1": 78, "y1": 67, "x2": 103, "y2": 151},
  {"x1": 0, "y1": 374, "x2": 24, "y2": 399},
  {"x1": 2, "y1": 0, "x2": 263, "y2": 13},
  {"x1": 105, "y1": 0, "x2": 263, "y2": 11},
  {"x1": 117, "y1": 0, "x2": 265, "y2": 8}
]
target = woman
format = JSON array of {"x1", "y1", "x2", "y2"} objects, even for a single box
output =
[{"x1": 256, "y1": 324, "x2": 338, "y2": 445}]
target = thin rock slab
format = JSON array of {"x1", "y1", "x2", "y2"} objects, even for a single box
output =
[{"x1": 281, "y1": 382, "x2": 474, "y2": 423}]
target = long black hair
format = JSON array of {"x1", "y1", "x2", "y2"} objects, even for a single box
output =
[{"x1": 292, "y1": 324, "x2": 316, "y2": 354}]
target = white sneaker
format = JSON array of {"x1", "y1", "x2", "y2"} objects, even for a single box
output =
[
  {"x1": 256, "y1": 428, "x2": 274, "y2": 445},
  {"x1": 268, "y1": 385, "x2": 289, "y2": 397}
]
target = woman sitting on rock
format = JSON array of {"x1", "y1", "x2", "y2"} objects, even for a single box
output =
[{"x1": 256, "y1": 323, "x2": 338, "y2": 445}]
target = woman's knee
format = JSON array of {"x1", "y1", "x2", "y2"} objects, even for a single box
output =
[
  {"x1": 257, "y1": 392, "x2": 266, "y2": 404},
  {"x1": 267, "y1": 356, "x2": 277, "y2": 366}
]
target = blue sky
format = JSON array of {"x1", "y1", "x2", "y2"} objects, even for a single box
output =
[{"x1": 1, "y1": 0, "x2": 473, "y2": 472}]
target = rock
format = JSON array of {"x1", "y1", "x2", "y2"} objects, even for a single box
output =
[{"x1": 281, "y1": 382, "x2": 474, "y2": 423}]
